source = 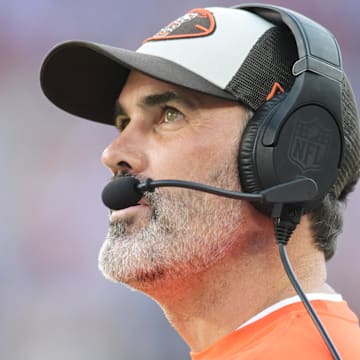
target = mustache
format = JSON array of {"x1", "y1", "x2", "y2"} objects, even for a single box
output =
[{"x1": 110, "y1": 173, "x2": 147, "y2": 185}]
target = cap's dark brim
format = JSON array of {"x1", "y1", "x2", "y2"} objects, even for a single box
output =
[{"x1": 40, "y1": 41, "x2": 236, "y2": 125}]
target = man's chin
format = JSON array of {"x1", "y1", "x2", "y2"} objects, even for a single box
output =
[{"x1": 98, "y1": 247, "x2": 169, "y2": 291}]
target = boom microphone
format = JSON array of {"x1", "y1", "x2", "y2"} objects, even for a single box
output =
[
  {"x1": 102, "y1": 176, "x2": 144, "y2": 211},
  {"x1": 101, "y1": 176, "x2": 318, "y2": 210}
]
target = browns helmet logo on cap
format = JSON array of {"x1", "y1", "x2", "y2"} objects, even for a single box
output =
[{"x1": 144, "y1": 8, "x2": 215, "y2": 43}]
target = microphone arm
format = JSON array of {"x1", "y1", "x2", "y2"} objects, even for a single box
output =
[
  {"x1": 101, "y1": 176, "x2": 318, "y2": 211},
  {"x1": 137, "y1": 177, "x2": 318, "y2": 204},
  {"x1": 137, "y1": 178, "x2": 262, "y2": 201}
]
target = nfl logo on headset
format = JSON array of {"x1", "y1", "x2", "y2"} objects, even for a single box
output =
[{"x1": 289, "y1": 117, "x2": 331, "y2": 172}]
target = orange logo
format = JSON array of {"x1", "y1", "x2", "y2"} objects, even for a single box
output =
[
  {"x1": 266, "y1": 82, "x2": 285, "y2": 101},
  {"x1": 144, "y1": 8, "x2": 216, "y2": 43}
]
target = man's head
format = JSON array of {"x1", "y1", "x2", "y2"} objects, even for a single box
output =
[
  {"x1": 40, "y1": 5, "x2": 360, "y2": 286},
  {"x1": 98, "y1": 70, "x2": 261, "y2": 288}
]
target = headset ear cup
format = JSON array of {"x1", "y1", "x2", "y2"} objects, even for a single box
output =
[{"x1": 238, "y1": 94, "x2": 286, "y2": 214}]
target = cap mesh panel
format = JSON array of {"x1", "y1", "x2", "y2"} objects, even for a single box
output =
[{"x1": 226, "y1": 26, "x2": 298, "y2": 111}]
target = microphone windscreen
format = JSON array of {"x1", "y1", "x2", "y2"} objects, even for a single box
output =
[{"x1": 101, "y1": 176, "x2": 143, "y2": 210}]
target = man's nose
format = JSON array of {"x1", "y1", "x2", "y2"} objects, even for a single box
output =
[{"x1": 101, "y1": 125, "x2": 148, "y2": 176}]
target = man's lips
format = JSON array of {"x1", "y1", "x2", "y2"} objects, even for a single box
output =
[{"x1": 109, "y1": 202, "x2": 149, "y2": 223}]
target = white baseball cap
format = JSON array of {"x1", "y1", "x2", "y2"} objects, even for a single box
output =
[{"x1": 40, "y1": 6, "x2": 298, "y2": 124}]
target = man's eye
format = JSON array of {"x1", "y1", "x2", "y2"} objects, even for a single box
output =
[
  {"x1": 163, "y1": 107, "x2": 184, "y2": 123},
  {"x1": 115, "y1": 117, "x2": 130, "y2": 132}
]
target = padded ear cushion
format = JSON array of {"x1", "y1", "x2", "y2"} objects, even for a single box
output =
[{"x1": 238, "y1": 94, "x2": 287, "y2": 214}]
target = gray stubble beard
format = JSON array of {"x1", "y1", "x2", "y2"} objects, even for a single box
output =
[{"x1": 98, "y1": 165, "x2": 245, "y2": 289}]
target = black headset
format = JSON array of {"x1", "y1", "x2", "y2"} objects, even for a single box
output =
[{"x1": 234, "y1": 4, "x2": 344, "y2": 214}]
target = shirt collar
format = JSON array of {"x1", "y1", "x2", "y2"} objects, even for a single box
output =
[{"x1": 237, "y1": 292, "x2": 343, "y2": 330}]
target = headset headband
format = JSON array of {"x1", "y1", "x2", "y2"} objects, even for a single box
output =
[{"x1": 235, "y1": 4, "x2": 343, "y2": 81}]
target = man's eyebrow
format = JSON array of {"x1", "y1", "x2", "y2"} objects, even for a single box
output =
[
  {"x1": 141, "y1": 91, "x2": 195, "y2": 108},
  {"x1": 113, "y1": 90, "x2": 196, "y2": 119}
]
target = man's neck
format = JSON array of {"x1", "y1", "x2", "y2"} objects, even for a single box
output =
[{"x1": 136, "y1": 220, "x2": 329, "y2": 352}]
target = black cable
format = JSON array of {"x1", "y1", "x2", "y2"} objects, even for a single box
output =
[
  {"x1": 274, "y1": 208, "x2": 342, "y2": 360},
  {"x1": 277, "y1": 244, "x2": 341, "y2": 359}
]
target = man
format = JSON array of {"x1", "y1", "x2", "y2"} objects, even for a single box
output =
[{"x1": 40, "y1": 5, "x2": 360, "y2": 359}]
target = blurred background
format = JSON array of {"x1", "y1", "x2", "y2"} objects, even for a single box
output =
[{"x1": 1, "y1": 0, "x2": 359, "y2": 359}]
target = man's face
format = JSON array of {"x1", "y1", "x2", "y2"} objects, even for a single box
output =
[{"x1": 99, "y1": 71, "x2": 252, "y2": 289}]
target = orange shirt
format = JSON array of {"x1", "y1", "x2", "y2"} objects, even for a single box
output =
[{"x1": 191, "y1": 299, "x2": 360, "y2": 359}]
